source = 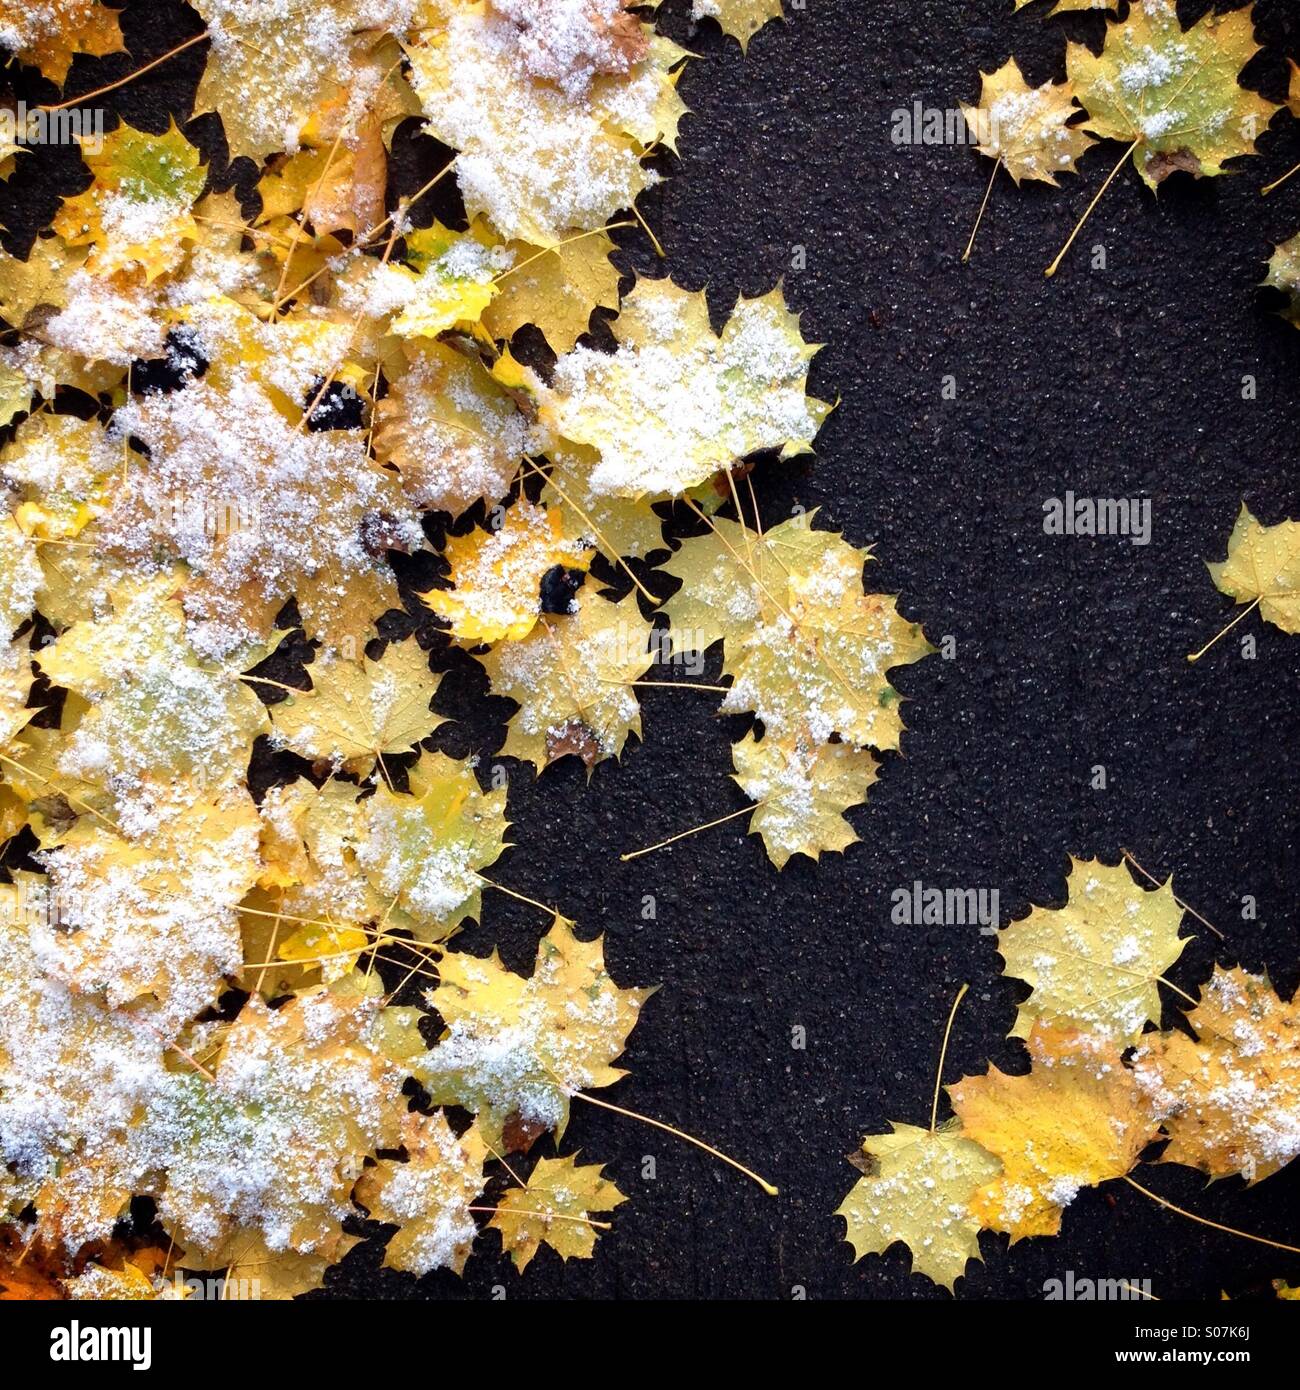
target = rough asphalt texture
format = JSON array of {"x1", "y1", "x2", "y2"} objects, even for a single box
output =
[{"x1": 5, "y1": 0, "x2": 1299, "y2": 1300}]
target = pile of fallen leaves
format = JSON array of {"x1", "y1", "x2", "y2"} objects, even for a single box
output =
[
  {"x1": 0, "y1": 0, "x2": 939, "y2": 1299},
  {"x1": 838, "y1": 858, "x2": 1300, "y2": 1294}
]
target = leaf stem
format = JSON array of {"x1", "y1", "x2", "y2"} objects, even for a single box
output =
[
  {"x1": 1124, "y1": 1176, "x2": 1300, "y2": 1255},
  {"x1": 42, "y1": 31, "x2": 208, "y2": 111},
  {"x1": 1187, "y1": 597, "x2": 1259, "y2": 663},
  {"x1": 1046, "y1": 140, "x2": 1138, "y2": 278},
  {"x1": 572, "y1": 1091, "x2": 778, "y2": 1196},
  {"x1": 1262, "y1": 161, "x2": 1300, "y2": 197},
  {"x1": 469, "y1": 1206, "x2": 611, "y2": 1230},
  {"x1": 963, "y1": 157, "x2": 1000, "y2": 264},
  {"x1": 1120, "y1": 848, "x2": 1224, "y2": 940},
  {"x1": 619, "y1": 800, "x2": 760, "y2": 862},
  {"x1": 930, "y1": 982, "x2": 969, "y2": 1132}
]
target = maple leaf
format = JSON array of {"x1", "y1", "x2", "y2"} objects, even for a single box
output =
[
  {"x1": 691, "y1": 0, "x2": 785, "y2": 53},
  {"x1": 663, "y1": 511, "x2": 933, "y2": 750},
  {"x1": 0, "y1": 361, "x2": 31, "y2": 429},
  {"x1": 998, "y1": 856, "x2": 1188, "y2": 1045},
  {"x1": 269, "y1": 638, "x2": 446, "y2": 776},
  {"x1": 421, "y1": 501, "x2": 590, "y2": 645},
  {"x1": 418, "y1": 915, "x2": 653, "y2": 1149},
  {"x1": 1067, "y1": 0, "x2": 1278, "y2": 188},
  {"x1": 0, "y1": 235, "x2": 88, "y2": 329},
  {"x1": 4, "y1": 411, "x2": 118, "y2": 542},
  {"x1": 0, "y1": 894, "x2": 174, "y2": 1250},
  {"x1": 961, "y1": 60, "x2": 1094, "y2": 186},
  {"x1": 489, "y1": 1153, "x2": 625, "y2": 1272},
  {"x1": 157, "y1": 978, "x2": 414, "y2": 1273},
  {"x1": 249, "y1": 779, "x2": 396, "y2": 957},
  {"x1": 35, "y1": 786, "x2": 261, "y2": 1030},
  {"x1": 0, "y1": 0, "x2": 125, "y2": 85},
  {"x1": 0, "y1": 513, "x2": 42, "y2": 638},
  {"x1": 355, "y1": 1111, "x2": 489, "y2": 1275},
  {"x1": 356, "y1": 750, "x2": 509, "y2": 940},
  {"x1": 257, "y1": 130, "x2": 388, "y2": 243},
  {"x1": 274, "y1": 917, "x2": 371, "y2": 987},
  {"x1": 1205, "y1": 504, "x2": 1300, "y2": 637},
  {"x1": 64, "y1": 1260, "x2": 171, "y2": 1301},
  {"x1": 373, "y1": 340, "x2": 528, "y2": 517},
  {"x1": 481, "y1": 590, "x2": 652, "y2": 772},
  {"x1": 34, "y1": 573, "x2": 271, "y2": 817},
  {"x1": 404, "y1": 0, "x2": 687, "y2": 245},
  {"x1": 1265, "y1": 233, "x2": 1300, "y2": 329},
  {"x1": 950, "y1": 1024, "x2": 1161, "y2": 1240},
  {"x1": 1134, "y1": 967, "x2": 1300, "y2": 1184},
  {"x1": 0, "y1": 639, "x2": 35, "y2": 754},
  {"x1": 105, "y1": 330, "x2": 425, "y2": 658},
  {"x1": 392, "y1": 222, "x2": 508, "y2": 338},
  {"x1": 541, "y1": 466, "x2": 669, "y2": 562},
  {"x1": 531, "y1": 277, "x2": 830, "y2": 498},
  {"x1": 480, "y1": 229, "x2": 621, "y2": 355},
  {"x1": 836, "y1": 1119, "x2": 1001, "y2": 1293},
  {"x1": 192, "y1": 1, "x2": 415, "y2": 164},
  {"x1": 54, "y1": 122, "x2": 207, "y2": 284},
  {"x1": 731, "y1": 731, "x2": 877, "y2": 868}
]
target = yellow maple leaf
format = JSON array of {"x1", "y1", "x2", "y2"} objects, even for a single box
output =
[
  {"x1": 481, "y1": 590, "x2": 652, "y2": 771},
  {"x1": 54, "y1": 121, "x2": 207, "y2": 283},
  {"x1": 158, "y1": 977, "x2": 413, "y2": 1271},
  {"x1": 663, "y1": 511, "x2": 933, "y2": 751},
  {"x1": 0, "y1": 513, "x2": 42, "y2": 638},
  {"x1": 34, "y1": 573, "x2": 271, "y2": 812},
  {"x1": 418, "y1": 915, "x2": 653, "y2": 1148},
  {"x1": 404, "y1": 0, "x2": 687, "y2": 245},
  {"x1": 4, "y1": 411, "x2": 117, "y2": 541},
  {"x1": 179, "y1": 1231, "x2": 359, "y2": 1302},
  {"x1": 269, "y1": 638, "x2": 446, "y2": 776},
  {"x1": 355, "y1": 1111, "x2": 489, "y2": 1275},
  {"x1": 691, "y1": 0, "x2": 785, "y2": 53},
  {"x1": 532, "y1": 277, "x2": 830, "y2": 498},
  {"x1": 731, "y1": 731, "x2": 878, "y2": 868},
  {"x1": 1265, "y1": 233, "x2": 1300, "y2": 329},
  {"x1": 421, "y1": 501, "x2": 590, "y2": 645},
  {"x1": 192, "y1": 1, "x2": 410, "y2": 163},
  {"x1": 104, "y1": 329, "x2": 423, "y2": 657},
  {"x1": 836, "y1": 1119, "x2": 1000, "y2": 1292},
  {"x1": 1134, "y1": 966, "x2": 1300, "y2": 1184},
  {"x1": 0, "y1": 638, "x2": 35, "y2": 751},
  {"x1": 950, "y1": 1024, "x2": 1160, "y2": 1239},
  {"x1": 257, "y1": 125, "x2": 388, "y2": 242},
  {"x1": 961, "y1": 60, "x2": 1094, "y2": 186},
  {"x1": 373, "y1": 340, "x2": 527, "y2": 517},
  {"x1": 1205, "y1": 504, "x2": 1300, "y2": 636},
  {"x1": 0, "y1": 235, "x2": 88, "y2": 328},
  {"x1": 274, "y1": 919, "x2": 371, "y2": 987},
  {"x1": 1067, "y1": 0, "x2": 1279, "y2": 188},
  {"x1": 250, "y1": 779, "x2": 394, "y2": 946},
  {"x1": 64, "y1": 1259, "x2": 171, "y2": 1300},
  {"x1": 356, "y1": 750, "x2": 509, "y2": 940},
  {"x1": 0, "y1": 361, "x2": 31, "y2": 428},
  {"x1": 36, "y1": 786, "x2": 261, "y2": 1028},
  {"x1": 541, "y1": 464, "x2": 669, "y2": 562},
  {"x1": 481, "y1": 229, "x2": 621, "y2": 354},
  {"x1": 391, "y1": 222, "x2": 505, "y2": 337},
  {"x1": 1014, "y1": 0, "x2": 1111, "y2": 12},
  {"x1": 0, "y1": 0, "x2": 125, "y2": 85},
  {"x1": 489, "y1": 1153, "x2": 625, "y2": 1273},
  {"x1": 998, "y1": 856, "x2": 1188, "y2": 1044}
]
